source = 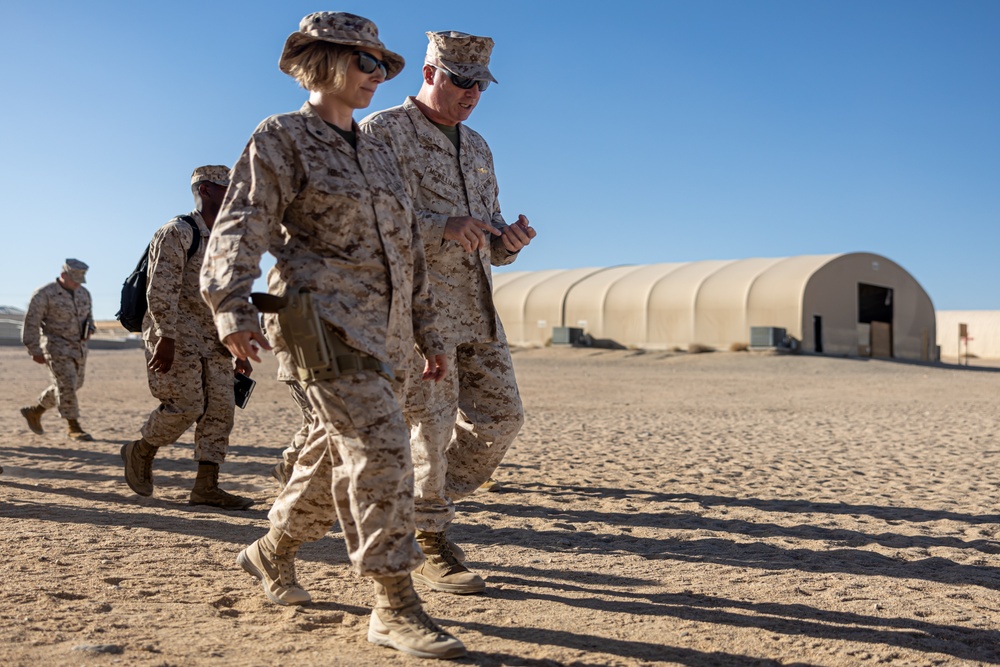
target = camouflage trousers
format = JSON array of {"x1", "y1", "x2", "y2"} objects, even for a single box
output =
[
  {"x1": 140, "y1": 343, "x2": 234, "y2": 464},
  {"x1": 269, "y1": 371, "x2": 423, "y2": 577},
  {"x1": 280, "y1": 379, "x2": 314, "y2": 468},
  {"x1": 405, "y1": 340, "x2": 524, "y2": 532},
  {"x1": 38, "y1": 353, "x2": 86, "y2": 420}
]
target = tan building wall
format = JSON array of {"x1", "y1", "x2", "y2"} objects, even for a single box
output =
[
  {"x1": 936, "y1": 311, "x2": 1000, "y2": 361},
  {"x1": 493, "y1": 253, "x2": 936, "y2": 361}
]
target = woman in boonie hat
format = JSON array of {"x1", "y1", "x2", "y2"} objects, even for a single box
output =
[{"x1": 199, "y1": 12, "x2": 462, "y2": 660}]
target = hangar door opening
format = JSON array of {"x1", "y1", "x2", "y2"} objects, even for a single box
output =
[{"x1": 858, "y1": 283, "x2": 893, "y2": 358}]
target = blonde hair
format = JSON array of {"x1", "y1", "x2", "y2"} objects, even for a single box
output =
[{"x1": 284, "y1": 41, "x2": 353, "y2": 93}]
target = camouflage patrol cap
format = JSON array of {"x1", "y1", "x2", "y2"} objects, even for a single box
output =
[
  {"x1": 62, "y1": 258, "x2": 88, "y2": 284},
  {"x1": 425, "y1": 31, "x2": 498, "y2": 84},
  {"x1": 190, "y1": 165, "x2": 231, "y2": 187},
  {"x1": 279, "y1": 12, "x2": 404, "y2": 80}
]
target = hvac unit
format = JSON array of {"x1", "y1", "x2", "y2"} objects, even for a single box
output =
[
  {"x1": 552, "y1": 326, "x2": 584, "y2": 346},
  {"x1": 749, "y1": 326, "x2": 787, "y2": 349}
]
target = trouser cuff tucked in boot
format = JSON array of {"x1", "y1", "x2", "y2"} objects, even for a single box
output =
[
  {"x1": 189, "y1": 461, "x2": 254, "y2": 510},
  {"x1": 237, "y1": 526, "x2": 311, "y2": 605},
  {"x1": 66, "y1": 419, "x2": 93, "y2": 441},
  {"x1": 412, "y1": 531, "x2": 485, "y2": 595},
  {"x1": 368, "y1": 574, "x2": 466, "y2": 660}
]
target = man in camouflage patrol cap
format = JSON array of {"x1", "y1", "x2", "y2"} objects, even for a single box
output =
[
  {"x1": 20, "y1": 258, "x2": 96, "y2": 440},
  {"x1": 120, "y1": 165, "x2": 254, "y2": 510},
  {"x1": 361, "y1": 30, "x2": 536, "y2": 595}
]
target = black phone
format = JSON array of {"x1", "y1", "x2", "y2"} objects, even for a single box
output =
[{"x1": 234, "y1": 373, "x2": 256, "y2": 409}]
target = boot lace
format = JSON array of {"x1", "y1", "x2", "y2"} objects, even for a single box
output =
[
  {"x1": 424, "y1": 532, "x2": 464, "y2": 573},
  {"x1": 267, "y1": 544, "x2": 300, "y2": 587},
  {"x1": 386, "y1": 605, "x2": 450, "y2": 640}
]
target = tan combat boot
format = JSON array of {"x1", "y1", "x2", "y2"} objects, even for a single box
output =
[
  {"x1": 368, "y1": 573, "x2": 466, "y2": 659},
  {"x1": 412, "y1": 530, "x2": 484, "y2": 595},
  {"x1": 189, "y1": 462, "x2": 254, "y2": 510},
  {"x1": 121, "y1": 438, "x2": 158, "y2": 496},
  {"x1": 237, "y1": 526, "x2": 311, "y2": 605},
  {"x1": 66, "y1": 419, "x2": 94, "y2": 442},
  {"x1": 20, "y1": 404, "x2": 45, "y2": 435}
]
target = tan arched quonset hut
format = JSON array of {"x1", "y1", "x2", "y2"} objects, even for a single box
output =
[{"x1": 493, "y1": 252, "x2": 937, "y2": 361}]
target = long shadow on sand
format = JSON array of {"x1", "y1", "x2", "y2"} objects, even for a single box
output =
[
  {"x1": 470, "y1": 570, "x2": 1000, "y2": 664},
  {"x1": 461, "y1": 626, "x2": 801, "y2": 667},
  {"x1": 0, "y1": 443, "x2": 283, "y2": 483},
  {"x1": 461, "y1": 496, "x2": 1000, "y2": 555},
  {"x1": 456, "y1": 486, "x2": 1000, "y2": 590},
  {"x1": 0, "y1": 480, "x2": 350, "y2": 568},
  {"x1": 490, "y1": 482, "x2": 1000, "y2": 525},
  {"x1": 461, "y1": 520, "x2": 1000, "y2": 591}
]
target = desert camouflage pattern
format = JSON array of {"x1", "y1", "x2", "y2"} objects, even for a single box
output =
[
  {"x1": 280, "y1": 12, "x2": 405, "y2": 81},
  {"x1": 22, "y1": 280, "x2": 94, "y2": 360},
  {"x1": 425, "y1": 31, "x2": 498, "y2": 83},
  {"x1": 362, "y1": 97, "x2": 526, "y2": 531},
  {"x1": 143, "y1": 211, "x2": 226, "y2": 357},
  {"x1": 260, "y1": 269, "x2": 315, "y2": 465},
  {"x1": 190, "y1": 165, "x2": 230, "y2": 186},
  {"x1": 261, "y1": 266, "x2": 297, "y2": 383},
  {"x1": 202, "y1": 101, "x2": 443, "y2": 575},
  {"x1": 278, "y1": 380, "x2": 314, "y2": 467},
  {"x1": 140, "y1": 342, "x2": 235, "y2": 464},
  {"x1": 269, "y1": 368, "x2": 421, "y2": 575},
  {"x1": 37, "y1": 355, "x2": 87, "y2": 421},
  {"x1": 140, "y1": 210, "x2": 235, "y2": 463},
  {"x1": 62, "y1": 258, "x2": 89, "y2": 284},
  {"x1": 406, "y1": 340, "x2": 523, "y2": 531},
  {"x1": 261, "y1": 283, "x2": 314, "y2": 466},
  {"x1": 361, "y1": 97, "x2": 517, "y2": 347},
  {"x1": 22, "y1": 280, "x2": 94, "y2": 420},
  {"x1": 201, "y1": 101, "x2": 443, "y2": 371}
]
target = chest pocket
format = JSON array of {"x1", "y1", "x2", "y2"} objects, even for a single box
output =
[
  {"x1": 419, "y1": 169, "x2": 464, "y2": 215},
  {"x1": 293, "y1": 174, "x2": 370, "y2": 255}
]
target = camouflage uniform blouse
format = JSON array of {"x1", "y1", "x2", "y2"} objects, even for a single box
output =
[
  {"x1": 360, "y1": 97, "x2": 518, "y2": 347},
  {"x1": 22, "y1": 281, "x2": 94, "y2": 359},
  {"x1": 201, "y1": 102, "x2": 443, "y2": 370},
  {"x1": 143, "y1": 211, "x2": 225, "y2": 357}
]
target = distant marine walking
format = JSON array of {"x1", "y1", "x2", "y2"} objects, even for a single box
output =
[{"x1": 20, "y1": 258, "x2": 96, "y2": 441}]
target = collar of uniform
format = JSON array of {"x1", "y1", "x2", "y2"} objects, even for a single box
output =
[
  {"x1": 402, "y1": 96, "x2": 461, "y2": 157},
  {"x1": 300, "y1": 101, "x2": 358, "y2": 155},
  {"x1": 187, "y1": 209, "x2": 210, "y2": 236}
]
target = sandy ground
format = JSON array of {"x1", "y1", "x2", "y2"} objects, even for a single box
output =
[{"x1": 2, "y1": 345, "x2": 1000, "y2": 666}]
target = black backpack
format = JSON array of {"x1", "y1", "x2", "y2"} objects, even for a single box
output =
[{"x1": 115, "y1": 216, "x2": 201, "y2": 333}]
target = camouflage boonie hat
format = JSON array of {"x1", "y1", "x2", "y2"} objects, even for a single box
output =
[
  {"x1": 190, "y1": 165, "x2": 231, "y2": 187},
  {"x1": 279, "y1": 12, "x2": 404, "y2": 80},
  {"x1": 63, "y1": 258, "x2": 88, "y2": 284},
  {"x1": 425, "y1": 31, "x2": 498, "y2": 84}
]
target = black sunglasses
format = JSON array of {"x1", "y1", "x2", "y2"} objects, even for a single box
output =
[
  {"x1": 431, "y1": 65, "x2": 490, "y2": 92},
  {"x1": 354, "y1": 50, "x2": 389, "y2": 78}
]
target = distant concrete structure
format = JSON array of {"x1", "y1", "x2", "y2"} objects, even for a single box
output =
[
  {"x1": 936, "y1": 311, "x2": 1000, "y2": 361},
  {"x1": 0, "y1": 306, "x2": 25, "y2": 346},
  {"x1": 493, "y1": 252, "x2": 937, "y2": 361}
]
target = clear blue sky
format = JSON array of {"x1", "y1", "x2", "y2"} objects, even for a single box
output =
[{"x1": 1, "y1": 0, "x2": 997, "y2": 319}]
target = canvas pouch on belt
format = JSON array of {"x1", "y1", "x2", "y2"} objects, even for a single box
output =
[{"x1": 249, "y1": 289, "x2": 394, "y2": 384}]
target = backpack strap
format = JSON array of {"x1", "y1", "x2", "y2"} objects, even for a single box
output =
[{"x1": 176, "y1": 215, "x2": 201, "y2": 260}]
